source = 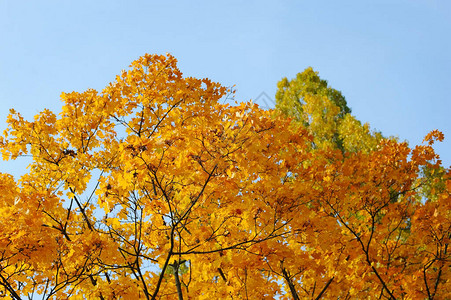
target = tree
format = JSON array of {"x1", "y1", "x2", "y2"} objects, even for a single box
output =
[
  {"x1": 276, "y1": 67, "x2": 383, "y2": 152},
  {"x1": 0, "y1": 54, "x2": 449, "y2": 299}
]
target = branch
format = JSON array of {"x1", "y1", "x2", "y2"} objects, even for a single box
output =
[
  {"x1": 314, "y1": 277, "x2": 334, "y2": 300},
  {"x1": 281, "y1": 268, "x2": 299, "y2": 300},
  {"x1": 172, "y1": 261, "x2": 184, "y2": 300},
  {"x1": 0, "y1": 273, "x2": 22, "y2": 300},
  {"x1": 70, "y1": 187, "x2": 93, "y2": 231}
]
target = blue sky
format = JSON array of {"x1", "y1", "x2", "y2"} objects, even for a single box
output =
[{"x1": 1, "y1": 1, "x2": 450, "y2": 170}]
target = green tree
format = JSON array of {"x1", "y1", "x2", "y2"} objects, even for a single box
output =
[{"x1": 276, "y1": 67, "x2": 383, "y2": 152}]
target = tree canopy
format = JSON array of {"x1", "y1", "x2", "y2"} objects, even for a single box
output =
[
  {"x1": 0, "y1": 54, "x2": 449, "y2": 299},
  {"x1": 276, "y1": 67, "x2": 383, "y2": 152}
]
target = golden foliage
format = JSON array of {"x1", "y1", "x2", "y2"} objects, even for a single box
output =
[{"x1": 0, "y1": 54, "x2": 449, "y2": 299}]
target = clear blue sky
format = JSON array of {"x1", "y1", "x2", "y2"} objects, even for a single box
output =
[{"x1": 1, "y1": 1, "x2": 450, "y2": 169}]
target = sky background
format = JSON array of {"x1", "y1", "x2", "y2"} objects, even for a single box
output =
[{"x1": 1, "y1": 0, "x2": 450, "y2": 174}]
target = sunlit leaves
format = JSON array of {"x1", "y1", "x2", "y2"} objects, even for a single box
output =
[{"x1": 0, "y1": 54, "x2": 449, "y2": 299}]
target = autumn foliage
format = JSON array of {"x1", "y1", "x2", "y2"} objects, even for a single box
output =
[{"x1": 0, "y1": 54, "x2": 449, "y2": 299}]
